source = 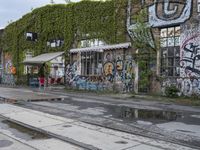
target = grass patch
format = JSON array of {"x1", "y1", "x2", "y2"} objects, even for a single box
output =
[
  {"x1": 64, "y1": 87, "x2": 200, "y2": 106},
  {"x1": 133, "y1": 94, "x2": 200, "y2": 106}
]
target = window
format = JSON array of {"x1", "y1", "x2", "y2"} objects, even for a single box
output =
[
  {"x1": 47, "y1": 39, "x2": 64, "y2": 48},
  {"x1": 80, "y1": 39, "x2": 105, "y2": 48},
  {"x1": 81, "y1": 52, "x2": 103, "y2": 76},
  {"x1": 24, "y1": 51, "x2": 33, "y2": 74},
  {"x1": 160, "y1": 26, "x2": 180, "y2": 77},
  {"x1": 160, "y1": 26, "x2": 180, "y2": 47},
  {"x1": 26, "y1": 32, "x2": 37, "y2": 41},
  {"x1": 198, "y1": 0, "x2": 200, "y2": 12}
]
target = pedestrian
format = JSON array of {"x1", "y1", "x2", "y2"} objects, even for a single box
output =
[{"x1": 39, "y1": 76, "x2": 45, "y2": 90}]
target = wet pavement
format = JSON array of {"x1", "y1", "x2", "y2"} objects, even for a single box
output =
[
  {"x1": 15, "y1": 96, "x2": 200, "y2": 148},
  {"x1": 0, "y1": 118, "x2": 49, "y2": 140},
  {"x1": 0, "y1": 87, "x2": 200, "y2": 149},
  {"x1": 0, "y1": 104, "x2": 197, "y2": 150},
  {"x1": 0, "y1": 117, "x2": 84, "y2": 150}
]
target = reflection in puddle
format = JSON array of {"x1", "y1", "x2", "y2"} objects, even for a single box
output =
[
  {"x1": 2, "y1": 120, "x2": 49, "y2": 140},
  {"x1": 118, "y1": 107, "x2": 182, "y2": 122}
]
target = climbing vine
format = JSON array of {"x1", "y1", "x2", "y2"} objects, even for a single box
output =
[
  {"x1": 131, "y1": 8, "x2": 158, "y2": 92},
  {"x1": 0, "y1": 0, "x2": 127, "y2": 76}
]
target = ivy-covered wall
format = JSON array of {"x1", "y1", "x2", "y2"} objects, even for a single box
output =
[{"x1": 0, "y1": 0, "x2": 127, "y2": 76}]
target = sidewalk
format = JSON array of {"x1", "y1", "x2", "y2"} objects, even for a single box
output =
[
  {"x1": 0, "y1": 103, "x2": 196, "y2": 150},
  {"x1": 1, "y1": 84, "x2": 200, "y2": 106},
  {"x1": 0, "y1": 87, "x2": 63, "y2": 102}
]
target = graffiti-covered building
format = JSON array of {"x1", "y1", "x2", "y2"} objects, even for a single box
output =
[
  {"x1": 1, "y1": 0, "x2": 200, "y2": 96},
  {"x1": 68, "y1": 42, "x2": 135, "y2": 92},
  {"x1": 127, "y1": 0, "x2": 200, "y2": 96}
]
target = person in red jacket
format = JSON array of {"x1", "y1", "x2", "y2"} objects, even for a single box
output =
[{"x1": 39, "y1": 77, "x2": 45, "y2": 88}]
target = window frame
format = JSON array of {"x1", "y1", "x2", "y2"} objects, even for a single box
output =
[
  {"x1": 198, "y1": 0, "x2": 200, "y2": 13},
  {"x1": 160, "y1": 26, "x2": 180, "y2": 77}
]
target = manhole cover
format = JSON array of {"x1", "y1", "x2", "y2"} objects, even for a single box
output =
[{"x1": 0, "y1": 140, "x2": 13, "y2": 148}]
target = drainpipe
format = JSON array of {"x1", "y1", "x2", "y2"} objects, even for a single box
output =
[
  {"x1": 64, "y1": 52, "x2": 67, "y2": 86},
  {"x1": 16, "y1": 34, "x2": 20, "y2": 84},
  {"x1": 134, "y1": 50, "x2": 139, "y2": 94}
]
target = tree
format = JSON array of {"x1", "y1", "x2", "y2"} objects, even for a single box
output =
[
  {"x1": 129, "y1": 8, "x2": 159, "y2": 93},
  {"x1": 131, "y1": 8, "x2": 157, "y2": 52}
]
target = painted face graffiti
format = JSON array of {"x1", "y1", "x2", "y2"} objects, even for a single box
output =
[
  {"x1": 103, "y1": 62, "x2": 114, "y2": 76},
  {"x1": 148, "y1": 0, "x2": 192, "y2": 27},
  {"x1": 116, "y1": 56, "x2": 123, "y2": 71},
  {"x1": 103, "y1": 62, "x2": 114, "y2": 82},
  {"x1": 104, "y1": 52, "x2": 112, "y2": 62}
]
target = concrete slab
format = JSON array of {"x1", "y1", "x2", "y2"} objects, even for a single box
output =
[
  {"x1": 0, "y1": 87, "x2": 60, "y2": 101},
  {"x1": 97, "y1": 127, "x2": 151, "y2": 143},
  {"x1": 0, "y1": 104, "x2": 75, "y2": 125},
  {"x1": 43, "y1": 123, "x2": 140, "y2": 150},
  {"x1": 28, "y1": 139, "x2": 84, "y2": 150},
  {"x1": 157, "y1": 122, "x2": 200, "y2": 138},
  {"x1": 0, "y1": 122, "x2": 83, "y2": 150},
  {"x1": 126, "y1": 144, "x2": 163, "y2": 150},
  {"x1": 0, "y1": 133, "x2": 35, "y2": 150},
  {"x1": 0, "y1": 104, "x2": 25, "y2": 114},
  {"x1": 4, "y1": 111, "x2": 65, "y2": 128}
]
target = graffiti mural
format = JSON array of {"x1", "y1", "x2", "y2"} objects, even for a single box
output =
[
  {"x1": 69, "y1": 49, "x2": 135, "y2": 93},
  {"x1": 149, "y1": 0, "x2": 192, "y2": 27},
  {"x1": 104, "y1": 52, "x2": 112, "y2": 61},
  {"x1": 4, "y1": 53, "x2": 13, "y2": 74},
  {"x1": 103, "y1": 62, "x2": 114, "y2": 82},
  {"x1": 179, "y1": 26, "x2": 200, "y2": 95},
  {"x1": 122, "y1": 59, "x2": 134, "y2": 92},
  {"x1": 116, "y1": 55, "x2": 123, "y2": 71},
  {"x1": 1, "y1": 74, "x2": 15, "y2": 85}
]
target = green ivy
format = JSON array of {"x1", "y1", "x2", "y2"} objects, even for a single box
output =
[{"x1": 0, "y1": 0, "x2": 127, "y2": 76}]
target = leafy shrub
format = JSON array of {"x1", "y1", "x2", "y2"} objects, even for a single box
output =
[
  {"x1": 165, "y1": 85, "x2": 180, "y2": 98},
  {"x1": 191, "y1": 93, "x2": 200, "y2": 100}
]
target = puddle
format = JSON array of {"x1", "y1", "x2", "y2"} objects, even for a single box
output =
[
  {"x1": 1, "y1": 120, "x2": 50, "y2": 140},
  {"x1": 114, "y1": 106, "x2": 182, "y2": 122},
  {"x1": 0, "y1": 140, "x2": 13, "y2": 148}
]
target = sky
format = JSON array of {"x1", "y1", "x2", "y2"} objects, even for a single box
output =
[{"x1": 0, "y1": 0, "x2": 81, "y2": 29}]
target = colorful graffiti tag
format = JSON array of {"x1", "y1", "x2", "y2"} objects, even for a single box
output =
[
  {"x1": 178, "y1": 26, "x2": 200, "y2": 95},
  {"x1": 122, "y1": 59, "x2": 134, "y2": 92},
  {"x1": 148, "y1": 0, "x2": 192, "y2": 27},
  {"x1": 1, "y1": 74, "x2": 15, "y2": 85}
]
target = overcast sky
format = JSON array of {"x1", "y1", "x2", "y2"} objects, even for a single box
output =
[{"x1": 0, "y1": 0, "x2": 81, "y2": 29}]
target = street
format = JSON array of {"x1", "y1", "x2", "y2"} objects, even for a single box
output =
[{"x1": 0, "y1": 87, "x2": 200, "y2": 149}]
